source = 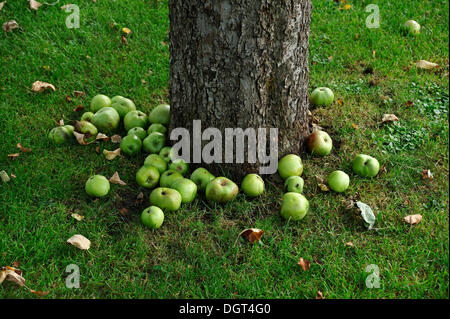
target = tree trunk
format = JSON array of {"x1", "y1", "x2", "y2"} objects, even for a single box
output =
[{"x1": 169, "y1": 0, "x2": 312, "y2": 179}]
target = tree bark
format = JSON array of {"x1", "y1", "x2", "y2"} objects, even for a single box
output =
[{"x1": 169, "y1": 0, "x2": 312, "y2": 179}]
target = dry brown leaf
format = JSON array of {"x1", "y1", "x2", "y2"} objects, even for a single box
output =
[
  {"x1": 298, "y1": 258, "x2": 311, "y2": 271},
  {"x1": 345, "y1": 242, "x2": 354, "y2": 247},
  {"x1": 404, "y1": 214, "x2": 423, "y2": 225},
  {"x1": 73, "y1": 105, "x2": 84, "y2": 112},
  {"x1": 119, "y1": 208, "x2": 129, "y2": 216},
  {"x1": 314, "y1": 175, "x2": 325, "y2": 184},
  {"x1": 71, "y1": 213, "x2": 85, "y2": 221},
  {"x1": 109, "y1": 172, "x2": 126, "y2": 186},
  {"x1": 67, "y1": 234, "x2": 91, "y2": 250},
  {"x1": 0, "y1": 2, "x2": 6, "y2": 11},
  {"x1": 318, "y1": 183, "x2": 329, "y2": 192},
  {"x1": 1, "y1": 170, "x2": 10, "y2": 183},
  {"x1": 121, "y1": 35, "x2": 128, "y2": 45},
  {"x1": 238, "y1": 228, "x2": 264, "y2": 244},
  {"x1": 65, "y1": 95, "x2": 72, "y2": 103},
  {"x1": 8, "y1": 153, "x2": 20, "y2": 160},
  {"x1": 3, "y1": 20, "x2": 18, "y2": 32},
  {"x1": 30, "y1": 289, "x2": 49, "y2": 296},
  {"x1": 17, "y1": 143, "x2": 31, "y2": 153},
  {"x1": 73, "y1": 90, "x2": 85, "y2": 97},
  {"x1": 352, "y1": 123, "x2": 358, "y2": 129},
  {"x1": 96, "y1": 133, "x2": 109, "y2": 141},
  {"x1": 73, "y1": 131, "x2": 89, "y2": 145},
  {"x1": 110, "y1": 135, "x2": 122, "y2": 143},
  {"x1": 316, "y1": 290, "x2": 324, "y2": 299},
  {"x1": 95, "y1": 146, "x2": 100, "y2": 154},
  {"x1": 136, "y1": 192, "x2": 144, "y2": 204},
  {"x1": 0, "y1": 266, "x2": 26, "y2": 287},
  {"x1": 29, "y1": 0, "x2": 42, "y2": 10},
  {"x1": 416, "y1": 60, "x2": 439, "y2": 70},
  {"x1": 381, "y1": 114, "x2": 399, "y2": 124},
  {"x1": 103, "y1": 148, "x2": 121, "y2": 160},
  {"x1": 31, "y1": 81, "x2": 55, "y2": 93},
  {"x1": 10, "y1": 173, "x2": 16, "y2": 178},
  {"x1": 422, "y1": 169, "x2": 433, "y2": 180},
  {"x1": 337, "y1": 98, "x2": 344, "y2": 106}
]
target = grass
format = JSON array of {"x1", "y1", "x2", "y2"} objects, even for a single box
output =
[{"x1": 0, "y1": 0, "x2": 448, "y2": 299}]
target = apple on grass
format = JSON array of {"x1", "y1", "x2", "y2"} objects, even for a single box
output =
[
  {"x1": 328, "y1": 170, "x2": 350, "y2": 193},
  {"x1": 136, "y1": 165, "x2": 160, "y2": 189},
  {"x1": 111, "y1": 96, "x2": 124, "y2": 103},
  {"x1": 63, "y1": 125, "x2": 75, "y2": 135},
  {"x1": 85, "y1": 175, "x2": 110, "y2": 197},
  {"x1": 91, "y1": 107, "x2": 120, "y2": 133},
  {"x1": 90, "y1": 94, "x2": 111, "y2": 113},
  {"x1": 148, "y1": 123, "x2": 167, "y2": 135},
  {"x1": 124, "y1": 110, "x2": 148, "y2": 132},
  {"x1": 169, "y1": 159, "x2": 189, "y2": 176},
  {"x1": 280, "y1": 192, "x2": 309, "y2": 221},
  {"x1": 149, "y1": 104, "x2": 170, "y2": 126},
  {"x1": 190, "y1": 167, "x2": 215, "y2": 192},
  {"x1": 128, "y1": 127, "x2": 147, "y2": 140},
  {"x1": 284, "y1": 176, "x2": 304, "y2": 194},
  {"x1": 144, "y1": 154, "x2": 167, "y2": 174},
  {"x1": 352, "y1": 154, "x2": 380, "y2": 178},
  {"x1": 171, "y1": 178, "x2": 198, "y2": 203},
  {"x1": 81, "y1": 112, "x2": 94, "y2": 122},
  {"x1": 241, "y1": 174, "x2": 264, "y2": 197},
  {"x1": 159, "y1": 147, "x2": 173, "y2": 163},
  {"x1": 141, "y1": 206, "x2": 164, "y2": 229},
  {"x1": 75, "y1": 120, "x2": 98, "y2": 141},
  {"x1": 206, "y1": 177, "x2": 239, "y2": 203},
  {"x1": 277, "y1": 154, "x2": 303, "y2": 179},
  {"x1": 111, "y1": 97, "x2": 136, "y2": 118},
  {"x1": 160, "y1": 170, "x2": 184, "y2": 188},
  {"x1": 120, "y1": 134, "x2": 142, "y2": 156},
  {"x1": 307, "y1": 130, "x2": 333, "y2": 156},
  {"x1": 48, "y1": 126, "x2": 72, "y2": 145},
  {"x1": 310, "y1": 87, "x2": 334, "y2": 107},
  {"x1": 149, "y1": 187, "x2": 182, "y2": 212},
  {"x1": 402, "y1": 20, "x2": 420, "y2": 35},
  {"x1": 143, "y1": 132, "x2": 166, "y2": 154}
]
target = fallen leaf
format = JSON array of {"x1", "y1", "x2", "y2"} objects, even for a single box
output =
[
  {"x1": 381, "y1": 114, "x2": 399, "y2": 124},
  {"x1": 17, "y1": 143, "x2": 31, "y2": 153},
  {"x1": 103, "y1": 148, "x2": 121, "y2": 160},
  {"x1": 136, "y1": 192, "x2": 144, "y2": 204},
  {"x1": 416, "y1": 60, "x2": 439, "y2": 70},
  {"x1": 356, "y1": 201, "x2": 376, "y2": 230},
  {"x1": 1, "y1": 170, "x2": 10, "y2": 183},
  {"x1": 31, "y1": 81, "x2": 55, "y2": 93},
  {"x1": 238, "y1": 228, "x2": 264, "y2": 244},
  {"x1": 10, "y1": 173, "x2": 16, "y2": 178},
  {"x1": 298, "y1": 258, "x2": 311, "y2": 271},
  {"x1": 95, "y1": 146, "x2": 100, "y2": 154},
  {"x1": 73, "y1": 90, "x2": 85, "y2": 97},
  {"x1": 73, "y1": 131, "x2": 89, "y2": 145},
  {"x1": 122, "y1": 27, "x2": 132, "y2": 35},
  {"x1": 314, "y1": 175, "x2": 325, "y2": 184},
  {"x1": 405, "y1": 100, "x2": 414, "y2": 107},
  {"x1": 345, "y1": 242, "x2": 354, "y2": 247},
  {"x1": 109, "y1": 172, "x2": 126, "y2": 186},
  {"x1": 337, "y1": 98, "x2": 344, "y2": 106},
  {"x1": 110, "y1": 135, "x2": 122, "y2": 143},
  {"x1": 352, "y1": 123, "x2": 358, "y2": 129},
  {"x1": 8, "y1": 153, "x2": 20, "y2": 160},
  {"x1": 318, "y1": 183, "x2": 329, "y2": 192},
  {"x1": 0, "y1": 2, "x2": 6, "y2": 11},
  {"x1": 96, "y1": 133, "x2": 109, "y2": 141},
  {"x1": 422, "y1": 169, "x2": 433, "y2": 180},
  {"x1": 67, "y1": 234, "x2": 91, "y2": 250},
  {"x1": 73, "y1": 105, "x2": 84, "y2": 112},
  {"x1": 316, "y1": 291, "x2": 324, "y2": 299},
  {"x1": 71, "y1": 213, "x2": 85, "y2": 221},
  {"x1": 57, "y1": 119, "x2": 64, "y2": 126},
  {"x1": 121, "y1": 35, "x2": 128, "y2": 45},
  {"x1": 29, "y1": 0, "x2": 42, "y2": 10},
  {"x1": 0, "y1": 266, "x2": 26, "y2": 287},
  {"x1": 343, "y1": 4, "x2": 351, "y2": 10},
  {"x1": 3, "y1": 20, "x2": 18, "y2": 32},
  {"x1": 119, "y1": 208, "x2": 129, "y2": 216},
  {"x1": 404, "y1": 214, "x2": 423, "y2": 225},
  {"x1": 30, "y1": 290, "x2": 49, "y2": 296}
]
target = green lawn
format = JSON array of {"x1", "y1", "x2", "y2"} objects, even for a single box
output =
[{"x1": 0, "y1": 0, "x2": 448, "y2": 299}]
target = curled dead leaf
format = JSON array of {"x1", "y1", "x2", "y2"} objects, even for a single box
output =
[
  {"x1": 96, "y1": 133, "x2": 109, "y2": 141},
  {"x1": 416, "y1": 60, "x2": 439, "y2": 70},
  {"x1": 73, "y1": 105, "x2": 84, "y2": 112},
  {"x1": 109, "y1": 172, "x2": 126, "y2": 186},
  {"x1": 17, "y1": 143, "x2": 31, "y2": 153},
  {"x1": 381, "y1": 114, "x2": 399, "y2": 124},
  {"x1": 0, "y1": 266, "x2": 26, "y2": 287},
  {"x1": 73, "y1": 131, "x2": 89, "y2": 145},
  {"x1": 31, "y1": 81, "x2": 55, "y2": 93},
  {"x1": 1, "y1": 170, "x2": 10, "y2": 183},
  {"x1": 318, "y1": 183, "x2": 329, "y2": 192},
  {"x1": 238, "y1": 228, "x2": 264, "y2": 245},
  {"x1": 345, "y1": 242, "x2": 354, "y2": 247},
  {"x1": 8, "y1": 153, "x2": 20, "y2": 160},
  {"x1": 95, "y1": 146, "x2": 100, "y2": 154},
  {"x1": 136, "y1": 192, "x2": 144, "y2": 204},
  {"x1": 29, "y1": 0, "x2": 42, "y2": 10},
  {"x1": 404, "y1": 214, "x2": 422, "y2": 225},
  {"x1": 121, "y1": 35, "x2": 128, "y2": 45},
  {"x1": 3, "y1": 20, "x2": 18, "y2": 32},
  {"x1": 422, "y1": 169, "x2": 433, "y2": 180},
  {"x1": 103, "y1": 148, "x2": 121, "y2": 160},
  {"x1": 67, "y1": 234, "x2": 91, "y2": 250},
  {"x1": 73, "y1": 90, "x2": 85, "y2": 97},
  {"x1": 30, "y1": 289, "x2": 49, "y2": 296},
  {"x1": 110, "y1": 135, "x2": 122, "y2": 143},
  {"x1": 71, "y1": 213, "x2": 85, "y2": 221},
  {"x1": 337, "y1": 98, "x2": 344, "y2": 106},
  {"x1": 298, "y1": 258, "x2": 311, "y2": 271}
]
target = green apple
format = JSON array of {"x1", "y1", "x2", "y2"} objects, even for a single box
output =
[
  {"x1": 48, "y1": 126, "x2": 72, "y2": 145},
  {"x1": 91, "y1": 107, "x2": 120, "y2": 133},
  {"x1": 169, "y1": 159, "x2": 188, "y2": 176},
  {"x1": 149, "y1": 104, "x2": 170, "y2": 125},
  {"x1": 148, "y1": 123, "x2": 167, "y2": 135},
  {"x1": 402, "y1": 20, "x2": 420, "y2": 35},
  {"x1": 111, "y1": 97, "x2": 136, "y2": 118},
  {"x1": 127, "y1": 127, "x2": 147, "y2": 140},
  {"x1": 171, "y1": 178, "x2": 198, "y2": 203},
  {"x1": 144, "y1": 154, "x2": 167, "y2": 174},
  {"x1": 284, "y1": 176, "x2": 304, "y2": 193},
  {"x1": 90, "y1": 94, "x2": 111, "y2": 112},
  {"x1": 159, "y1": 146, "x2": 173, "y2": 163},
  {"x1": 143, "y1": 132, "x2": 166, "y2": 154},
  {"x1": 75, "y1": 120, "x2": 98, "y2": 141},
  {"x1": 136, "y1": 165, "x2": 160, "y2": 189},
  {"x1": 328, "y1": 170, "x2": 350, "y2": 193},
  {"x1": 63, "y1": 125, "x2": 75, "y2": 135},
  {"x1": 141, "y1": 206, "x2": 164, "y2": 229},
  {"x1": 277, "y1": 154, "x2": 303, "y2": 179},
  {"x1": 159, "y1": 170, "x2": 184, "y2": 188},
  {"x1": 85, "y1": 175, "x2": 110, "y2": 197},
  {"x1": 205, "y1": 177, "x2": 239, "y2": 203},
  {"x1": 80, "y1": 112, "x2": 94, "y2": 122},
  {"x1": 190, "y1": 167, "x2": 215, "y2": 192},
  {"x1": 307, "y1": 130, "x2": 333, "y2": 156},
  {"x1": 149, "y1": 187, "x2": 182, "y2": 212},
  {"x1": 120, "y1": 134, "x2": 142, "y2": 156},
  {"x1": 352, "y1": 154, "x2": 380, "y2": 178},
  {"x1": 241, "y1": 174, "x2": 264, "y2": 197},
  {"x1": 124, "y1": 110, "x2": 149, "y2": 132},
  {"x1": 111, "y1": 95, "x2": 124, "y2": 103},
  {"x1": 280, "y1": 192, "x2": 309, "y2": 221},
  {"x1": 310, "y1": 87, "x2": 334, "y2": 107}
]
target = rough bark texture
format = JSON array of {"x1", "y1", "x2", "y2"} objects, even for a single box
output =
[{"x1": 169, "y1": 0, "x2": 312, "y2": 179}]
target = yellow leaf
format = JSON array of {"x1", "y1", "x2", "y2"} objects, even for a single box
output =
[
  {"x1": 122, "y1": 27, "x2": 132, "y2": 35},
  {"x1": 344, "y1": 4, "x2": 351, "y2": 10}
]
